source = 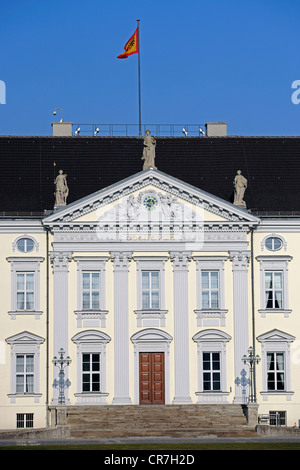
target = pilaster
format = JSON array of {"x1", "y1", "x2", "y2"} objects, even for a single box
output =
[
  {"x1": 111, "y1": 251, "x2": 132, "y2": 404},
  {"x1": 170, "y1": 251, "x2": 192, "y2": 404},
  {"x1": 229, "y1": 250, "x2": 251, "y2": 404},
  {"x1": 50, "y1": 251, "x2": 72, "y2": 404}
]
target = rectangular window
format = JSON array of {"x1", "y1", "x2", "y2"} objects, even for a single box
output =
[
  {"x1": 201, "y1": 271, "x2": 219, "y2": 309},
  {"x1": 269, "y1": 411, "x2": 286, "y2": 426},
  {"x1": 16, "y1": 354, "x2": 34, "y2": 394},
  {"x1": 82, "y1": 272, "x2": 100, "y2": 309},
  {"x1": 16, "y1": 413, "x2": 34, "y2": 428},
  {"x1": 265, "y1": 271, "x2": 283, "y2": 309},
  {"x1": 16, "y1": 273, "x2": 35, "y2": 310},
  {"x1": 82, "y1": 353, "x2": 100, "y2": 392},
  {"x1": 202, "y1": 352, "x2": 221, "y2": 391},
  {"x1": 267, "y1": 352, "x2": 285, "y2": 391},
  {"x1": 142, "y1": 271, "x2": 160, "y2": 309}
]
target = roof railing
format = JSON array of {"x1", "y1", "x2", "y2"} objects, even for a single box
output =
[{"x1": 72, "y1": 123, "x2": 207, "y2": 137}]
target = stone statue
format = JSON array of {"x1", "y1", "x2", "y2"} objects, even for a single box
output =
[
  {"x1": 54, "y1": 170, "x2": 69, "y2": 206},
  {"x1": 142, "y1": 130, "x2": 157, "y2": 170},
  {"x1": 233, "y1": 170, "x2": 247, "y2": 208}
]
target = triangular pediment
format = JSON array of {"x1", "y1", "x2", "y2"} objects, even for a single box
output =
[
  {"x1": 257, "y1": 329, "x2": 295, "y2": 343},
  {"x1": 43, "y1": 169, "x2": 260, "y2": 227}
]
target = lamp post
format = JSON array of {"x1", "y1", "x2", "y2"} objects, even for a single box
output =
[
  {"x1": 242, "y1": 346, "x2": 261, "y2": 403},
  {"x1": 52, "y1": 348, "x2": 71, "y2": 405}
]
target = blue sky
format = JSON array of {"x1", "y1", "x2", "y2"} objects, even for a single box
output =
[{"x1": 0, "y1": 0, "x2": 299, "y2": 136}]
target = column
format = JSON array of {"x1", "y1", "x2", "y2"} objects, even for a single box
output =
[
  {"x1": 50, "y1": 251, "x2": 72, "y2": 405},
  {"x1": 111, "y1": 251, "x2": 132, "y2": 404},
  {"x1": 170, "y1": 251, "x2": 192, "y2": 404},
  {"x1": 229, "y1": 251, "x2": 251, "y2": 404}
]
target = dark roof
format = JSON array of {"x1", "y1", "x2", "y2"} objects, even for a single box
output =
[{"x1": 1, "y1": 135, "x2": 300, "y2": 215}]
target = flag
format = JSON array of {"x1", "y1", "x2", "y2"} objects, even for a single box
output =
[{"x1": 117, "y1": 28, "x2": 139, "y2": 59}]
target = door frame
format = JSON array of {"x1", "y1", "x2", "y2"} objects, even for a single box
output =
[{"x1": 131, "y1": 329, "x2": 173, "y2": 405}]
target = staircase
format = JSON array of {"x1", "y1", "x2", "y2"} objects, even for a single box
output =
[{"x1": 65, "y1": 404, "x2": 258, "y2": 438}]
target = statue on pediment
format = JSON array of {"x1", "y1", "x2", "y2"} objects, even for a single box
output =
[
  {"x1": 233, "y1": 170, "x2": 247, "y2": 208},
  {"x1": 54, "y1": 170, "x2": 69, "y2": 206},
  {"x1": 142, "y1": 130, "x2": 157, "y2": 170}
]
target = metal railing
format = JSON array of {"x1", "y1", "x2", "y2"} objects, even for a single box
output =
[{"x1": 72, "y1": 123, "x2": 207, "y2": 137}]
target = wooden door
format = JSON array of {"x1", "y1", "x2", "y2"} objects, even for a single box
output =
[{"x1": 139, "y1": 352, "x2": 165, "y2": 405}]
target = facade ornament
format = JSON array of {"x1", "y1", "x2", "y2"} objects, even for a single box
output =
[
  {"x1": 233, "y1": 170, "x2": 247, "y2": 208},
  {"x1": 142, "y1": 130, "x2": 157, "y2": 170},
  {"x1": 54, "y1": 170, "x2": 69, "y2": 207}
]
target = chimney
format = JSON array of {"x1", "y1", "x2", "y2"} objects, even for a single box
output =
[
  {"x1": 52, "y1": 122, "x2": 73, "y2": 137},
  {"x1": 205, "y1": 122, "x2": 227, "y2": 137}
]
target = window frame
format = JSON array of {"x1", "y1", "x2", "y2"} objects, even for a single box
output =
[
  {"x1": 266, "y1": 351, "x2": 285, "y2": 391},
  {"x1": 134, "y1": 257, "x2": 168, "y2": 327},
  {"x1": 13, "y1": 236, "x2": 39, "y2": 253},
  {"x1": 74, "y1": 257, "x2": 109, "y2": 328},
  {"x1": 256, "y1": 256, "x2": 292, "y2": 318},
  {"x1": 257, "y1": 329, "x2": 294, "y2": 400},
  {"x1": 16, "y1": 413, "x2": 34, "y2": 428},
  {"x1": 7, "y1": 257, "x2": 44, "y2": 319},
  {"x1": 264, "y1": 270, "x2": 283, "y2": 309},
  {"x1": 6, "y1": 331, "x2": 44, "y2": 403},
  {"x1": 194, "y1": 256, "x2": 228, "y2": 327},
  {"x1": 193, "y1": 329, "x2": 231, "y2": 403},
  {"x1": 72, "y1": 330, "x2": 111, "y2": 404},
  {"x1": 82, "y1": 352, "x2": 101, "y2": 393},
  {"x1": 202, "y1": 351, "x2": 221, "y2": 391}
]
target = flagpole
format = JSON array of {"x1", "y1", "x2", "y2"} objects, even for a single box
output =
[{"x1": 137, "y1": 19, "x2": 142, "y2": 137}]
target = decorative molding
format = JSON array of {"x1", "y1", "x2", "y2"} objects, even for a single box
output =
[
  {"x1": 169, "y1": 251, "x2": 192, "y2": 270},
  {"x1": 6, "y1": 331, "x2": 45, "y2": 403},
  {"x1": 50, "y1": 251, "x2": 72, "y2": 271},
  {"x1": 72, "y1": 330, "x2": 111, "y2": 405},
  {"x1": 131, "y1": 329, "x2": 172, "y2": 405},
  {"x1": 229, "y1": 251, "x2": 251, "y2": 271},
  {"x1": 193, "y1": 329, "x2": 231, "y2": 404},
  {"x1": 257, "y1": 329, "x2": 295, "y2": 401}
]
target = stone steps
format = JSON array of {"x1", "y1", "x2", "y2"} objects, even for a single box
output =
[{"x1": 65, "y1": 404, "x2": 258, "y2": 438}]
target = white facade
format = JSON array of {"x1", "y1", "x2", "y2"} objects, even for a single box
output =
[{"x1": 0, "y1": 169, "x2": 299, "y2": 430}]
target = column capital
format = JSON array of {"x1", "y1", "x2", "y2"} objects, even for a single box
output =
[
  {"x1": 169, "y1": 251, "x2": 192, "y2": 271},
  {"x1": 229, "y1": 251, "x2": 251, "y2": 271},
  {"x1": 50, "y1": 251, "x2": 72, "y2": 271},
  {"x1": 110, "y1": 251, "x2": 132, "y2": 271}
]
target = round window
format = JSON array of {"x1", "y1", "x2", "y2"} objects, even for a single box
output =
[
  {"x1": 16, "y1": 238, "x2": 35, "y2": 253},
  {"x1": 265, "y1": 237, "x2": 283, "y2": 251}
]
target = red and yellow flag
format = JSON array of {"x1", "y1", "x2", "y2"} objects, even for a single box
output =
[{"x1": 117, "y1": 28, "x2": 139, "y2": 59}]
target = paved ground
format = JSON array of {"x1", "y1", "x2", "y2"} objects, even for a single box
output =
[{"x1": 1, "y1": 436, "x2": 300, "y2": 446}]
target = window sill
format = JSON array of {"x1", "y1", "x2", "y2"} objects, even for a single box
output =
[
  {"x1": 195, "y1": 391, "x2": 229, "y2": 404},
  {"x1": 74, "y1": 392, "x2": 109, "y2": 405},
  {"x1": 261, "y1": 391, "x2": 294, "y2": 401},
  {"x1": 194, "y1": 309, "x2": 227, "y2": 327},
  {"x1": 8, "y1": 310, "x2": 42, "y2": 319},
  {"x1": 8, "y1": 393, "x2": 42, "y2": 403},
  {"x1": 134, "y1": 309, "x2": 168, "y2": 327},
  {"x1": 74, "y1": 310, "x2": 108, "y2": 328},
  {"x1": 258, "y1": 309, "x2": 291, "y2": 318}
]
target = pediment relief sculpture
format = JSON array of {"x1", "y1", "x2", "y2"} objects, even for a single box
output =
[{"x1": 96, "y1": 189, "x2": 204, "y2": 247}]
